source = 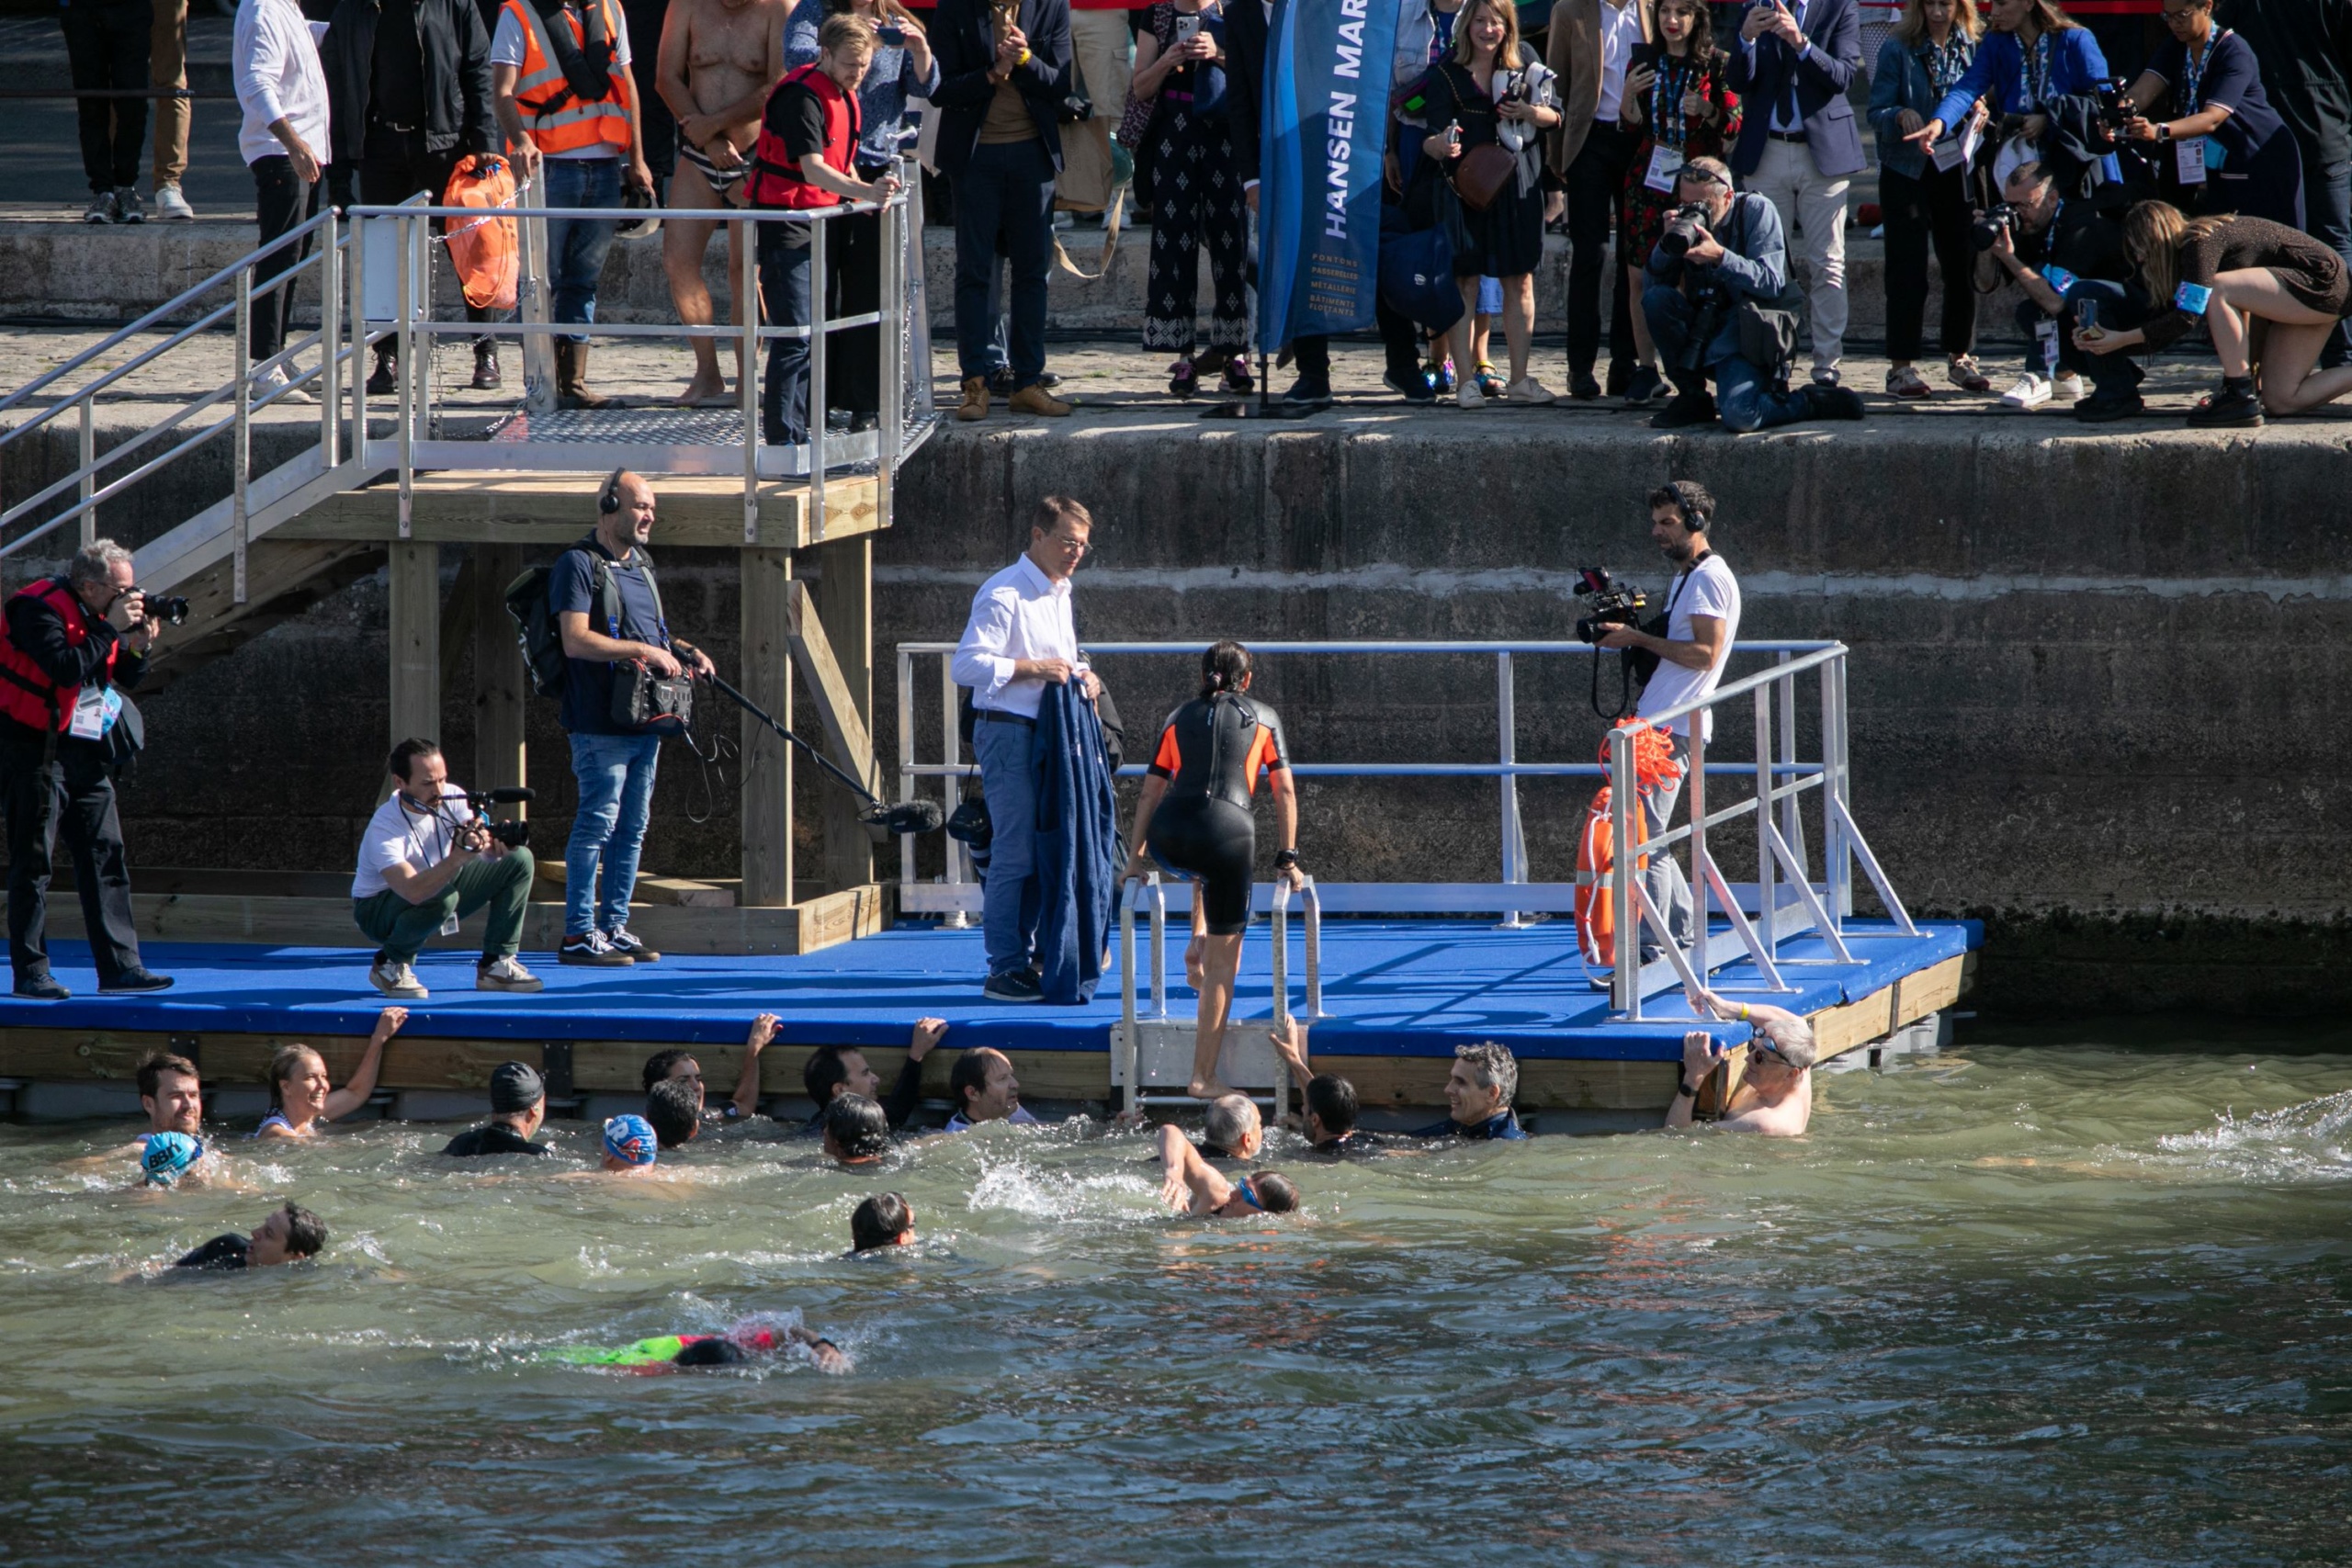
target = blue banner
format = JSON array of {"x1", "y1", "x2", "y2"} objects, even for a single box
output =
[{"x1": 1258, "y1": 0, "x2": 1398, "y2": 352}]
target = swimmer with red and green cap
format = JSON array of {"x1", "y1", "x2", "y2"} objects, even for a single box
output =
[{"x1": 541, "y1": 1313, "x2": 849, "y2": 1374}]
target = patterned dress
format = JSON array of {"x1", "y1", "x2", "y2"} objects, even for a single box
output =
[
  {"x1": 1620, "y1": 45, "x2": 1739, "y2": 265},
  {"x1": 1140, "y1": 1, "x2": 1250, "y2": 355}
]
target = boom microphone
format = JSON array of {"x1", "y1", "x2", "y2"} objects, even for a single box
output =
[
  {"x1": 484, "y1": 787, "x2": 537, "y2": 805},
  {"x1": 862, "y1": 799, "x2": 944, "y2": 837}
]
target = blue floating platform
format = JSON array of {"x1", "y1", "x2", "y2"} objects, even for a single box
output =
[{"x1": 0, "y1": 919, "x2": 1978, "y2": 1062}]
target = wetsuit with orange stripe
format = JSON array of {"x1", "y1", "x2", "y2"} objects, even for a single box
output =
[{"x1": 1144, "y1": 694, "x2": 1290, "y2": 936}]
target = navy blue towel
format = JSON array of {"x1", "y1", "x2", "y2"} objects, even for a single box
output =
[{"x1": 1030, "y1": 682, "x2": 1122, "y2": 1005}]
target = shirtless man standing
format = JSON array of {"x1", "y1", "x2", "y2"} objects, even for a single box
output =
[{"x1": 656, "y1": 0, "x2": 788, "y2": 405}]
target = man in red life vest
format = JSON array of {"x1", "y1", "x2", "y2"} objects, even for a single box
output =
[
  {"x1": 744, "y1": 13, "x2": 901, "y2": 446},
  {"x1": 0, "y1": 539, "x2": 174, "y2": 999}
]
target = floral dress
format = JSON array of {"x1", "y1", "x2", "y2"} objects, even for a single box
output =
[{"x1": 1620, "y1": 44, "x2": 1739, "y2": 264}]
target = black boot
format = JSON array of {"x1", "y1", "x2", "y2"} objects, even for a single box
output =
[{"x1": 471, "y1": 340, "x2": 502, "y2": 390}]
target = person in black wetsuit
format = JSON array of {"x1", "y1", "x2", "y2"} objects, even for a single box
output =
[
  {"x1": 1269, "y1": 1019, "x2": 1381, "y2": 1156},
  {"x1": 1123, "y1": 641, "x2": 1305, "y2": 1100},
  {"x1": 443, "y1": 1060, "x2": 553, "y2": 1157},
  {"x1": 800, "y1": 1020, "x2": 952, "y2": 1133},
  {"x1": 173, "y1": 1203, "x2": 328, "y2": 1270}
]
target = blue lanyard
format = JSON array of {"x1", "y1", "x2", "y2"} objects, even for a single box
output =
[
  {"x1": 1922, "y1": 35, "x2": 1968, "y2": 99},
  {"x1": 2180, "y1": 28, "x2": 2224, "y2": 116},
  {"x1": 1653, "y1": 56, "x2": 1698, "y2": 148},
  {"x1": 2021, "y1": 30, "x2": 2052, "y2": 108}
]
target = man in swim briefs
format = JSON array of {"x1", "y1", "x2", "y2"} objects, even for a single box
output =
[
  {"x1": 1269, "y1": 1020, "x2": 1378, "y2": 1155},
  {"x1": 173, "y1": 1202, "x2": 327, "y2": 1270},
  {"x1": 1413, "y1": 1043, "x2": 1530, "y2": 1141},
  {"x1": 1155, "y1": 1122, "x2": 1297, "y2": 1218},
  {"x1": 804, "y1": 1019, "x2": 950, "y2": 1131},
  {"x1": 1666, "y1": 986, "x2": 1818, "y2": 1136},
  {"x1": 943, "y1": 1046, "x2": 1039, "y2": 1131},
  {"x1": 654, "y1": 0, "x2": 787, "y2": 405}
]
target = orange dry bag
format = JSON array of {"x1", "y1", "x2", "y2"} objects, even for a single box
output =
[{"x1": 443, "y1": 153, "x2": 519, "y2": 312}]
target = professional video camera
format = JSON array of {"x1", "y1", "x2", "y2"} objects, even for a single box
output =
[
  {"x1": 133, "y1": 591, "x2": 190, "y2": 626},
  {"x1": 1573, "y1": 568, "x2": 1647, "y2": 644},
  {"x1": 462, "y1": 786, "x2": 535, "y2": 850},
  {"x1": 1970, "y1": 202, "x2": 2018, "y2": 254}
]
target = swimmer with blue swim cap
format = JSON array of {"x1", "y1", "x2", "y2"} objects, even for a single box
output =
[
  {"x1": 141, "y1": 1131, "x2": 205, "y2": 1186},
  {"x1": 601, "y1": 1113, "x2": 660, "y2": 1174}
]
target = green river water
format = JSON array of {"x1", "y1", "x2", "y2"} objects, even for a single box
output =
[{"x1": 1, "y1": 1029, "x2": 2346, "y2": 1566}]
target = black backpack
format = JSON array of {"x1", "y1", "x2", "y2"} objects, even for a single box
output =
[{"x1": 505, "y1": 540, "x2": 657, "y2": 699}]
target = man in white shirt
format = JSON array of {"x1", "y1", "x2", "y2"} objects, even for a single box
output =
[
  {"x1": 233, "y1": 0, "x2": 333, "y2": 402},
  {"x1": 350, "y1": 738, "x2": 544, "y2": 999},
  {"x1": 950, "y1": 494, "x2": 1102, "y2": 1002},
  {"x1": 1596, "y1": 480, "x2": 1740, "y2": 961}
]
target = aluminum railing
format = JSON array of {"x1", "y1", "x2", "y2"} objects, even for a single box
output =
[
  {"x1": 895, "y1": 637, "x2": 1914, "y2": 1019},
  {"x1": 1115, "y1": 870, "x2": 1321, "y2": 1117}
]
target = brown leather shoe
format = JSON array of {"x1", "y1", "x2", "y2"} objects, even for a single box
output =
[
  {"x1": 1008, "y1": 383, "x2": 1073, "y2": 417},
  {"x1": 956, "y1": 375, "x2": 989, "y2": 422},
  {"x1": 556, "y1": 339, "x2": 609, "y2": 410}
]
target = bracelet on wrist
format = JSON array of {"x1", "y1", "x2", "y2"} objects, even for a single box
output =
[{"x1": 1674, "y1": 1077, "x2": 1702, "y2": 1100}]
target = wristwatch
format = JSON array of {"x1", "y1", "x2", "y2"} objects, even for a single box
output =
[
  {"x1": 1674, "y1": 1077, "x2": 1702, "y2": 1100},
  {"x1": 2159, "y1": 123, "x2": 2173, "y2": 141}
]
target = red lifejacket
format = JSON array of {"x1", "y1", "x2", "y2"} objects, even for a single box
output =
[
  {"x1": 0, "y1": 579, "x2": 115, "y2": 734},
  {"x1": 746, "y1": 64, "x2": 863, "y2": 210}
]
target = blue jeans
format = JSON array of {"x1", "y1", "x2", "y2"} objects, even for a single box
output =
[
  {"x1": 1642, "y1": 284, "x2": 1811, "y2": 432},
  {"x1": 2015, "y1": 277, "x2": 2142, "y2": 397},
  {"x1": 974, "y1": 716, "x2": 1041, "y2": 977},
  {"x1": 952, "y1": 139, "x2": 1056, "y2": 387},
  {"x1": 541, "y1": 156, "x2": 621, "y2": 341},
  {"x1": 757, "y1": 221, "x2": 814, "y2": 444},
  {"x1": 2301, "y1": 149, "x2": 2351, "y2": 366},
  {"x1": 566, "y1": 731, "x2": 661, "y2": 937}
]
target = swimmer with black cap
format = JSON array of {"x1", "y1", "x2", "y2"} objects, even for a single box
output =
[
  {"x1": 1155, "y1": 1122, "x2": 1298, "y2": 1218},
  {"x1": 443, "y1": 1061, "x2": 553, "y2": 1156}
]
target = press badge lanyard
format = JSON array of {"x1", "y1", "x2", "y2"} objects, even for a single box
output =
[
  {"x1": 398, "y1": 792, "x2": 464, "y2": 934},
  {"x1": 2175, "y1": 28, "x2": 2224, "y2": 185},
  {"x1": 1645, "y1": 58, "x2": 1699, "y2": 189}
]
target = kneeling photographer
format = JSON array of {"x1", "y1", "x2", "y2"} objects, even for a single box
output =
[
  {"x1": 1640, "y1": 158, "x2": 1867, "y2": 433},
  {"x1": 1583, "y1": 482, "x2": 1739, "y2": 965},
  {"x1": 1980, "y1": 158, "x2": 2149, "y2": 419},
  {"x1": 0, "y1": 539, "x2": 175, "y2": 999},
  {"x1": 351, "y1": 739, "x2": 542, "y2": 1000}
]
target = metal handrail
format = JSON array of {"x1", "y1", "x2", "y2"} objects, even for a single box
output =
[{"x1": 1116, "y1": 869, "x2": 1317, "y2": 1119}]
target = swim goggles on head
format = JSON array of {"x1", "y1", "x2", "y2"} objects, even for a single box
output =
[{"x1": 1231, "y1": 1177, "x2": 1265, "y2": 1213}]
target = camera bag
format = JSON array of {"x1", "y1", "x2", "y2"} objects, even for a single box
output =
[{"x1": 1717, "y1": 195, "x2": 1806, "y2": 371}]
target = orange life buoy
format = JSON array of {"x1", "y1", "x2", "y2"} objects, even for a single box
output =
[
  {"x1": 443, "y1": 153, "x2": 519, "y2": 312},
  {"x1": 1573, "y1": 720, "x2": 1684, "y2": 970}
]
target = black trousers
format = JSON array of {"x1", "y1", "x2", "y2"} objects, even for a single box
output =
[
  {"x1": 3, "y1": 735, "x2": 143, "y2": 985},
  {"x1": 1291, "y1": 296, "x2": 1424, "y2": 387},
  {"x1": 250, "y1": 154, "x2": 319, "y2": 365},
  {"x1": 1881, "y1": 161, "x2": 1977, "y2": 361},
  {"x1": 356, "y1": 132, "x2": 496, "y2": 350},
  {"x1": 60, "y1": 0, "x2": 152, "y2": 194},
  {"x1": 1563, "y1": 122, "x2": 1638, "y2": 381},
  {"x1": 827, "y1": 198, "x2": 885, "y2": 417}
]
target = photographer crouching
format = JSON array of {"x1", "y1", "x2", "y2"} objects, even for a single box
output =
[
  {"x1": 1640, "y1": 157, "x2": 1867, "y2": 432},
  {"x1": 1977, "y1": 158, "x2": 2146, "y2": 420},
  {"x1": 0, "y1": 539, "x2": 175, "y2": 999},
  {"x1": 351, "y1": 739, "x2": 543, "y2": 1000}
]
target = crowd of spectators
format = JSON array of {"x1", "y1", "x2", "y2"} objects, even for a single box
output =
[{"x1": 57, "y1": 0, "x2": 2352, "y2": 428}]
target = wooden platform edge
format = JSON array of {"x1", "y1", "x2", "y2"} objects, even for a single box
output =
[{"x1": 280, "y1": 472, "x2": 884, "y2": 548}]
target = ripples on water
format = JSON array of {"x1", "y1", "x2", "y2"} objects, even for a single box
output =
[{"x1": 1, "y1": 1035, "x2": 2347, "y2": 1566}]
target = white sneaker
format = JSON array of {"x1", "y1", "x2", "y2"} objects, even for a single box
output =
[
  {"x1": 1505, "y1": 376, "x2": 1556, "y2": 403},
  {"x1": 1998, "y1": 373, "x2": 2052, "y2": 411},
  {"x1": 153, "y1": 183, "x2": 196, "y2": 220},
  {"x1": 2052, "y1": 373, "x2": 2086, "y2": 403},
  {"x1": 252, "y1": 364, "x2": 317, "y2": 404},
  {"x1": 370, "y1": 958, "x2": 429, "y2": 999},
  {"x1": 1455, "y1": 380, "x2": 1485, "y2": 410},
  {"x1": 477, "y1": 954, "x2": 544, "y2": 993}
]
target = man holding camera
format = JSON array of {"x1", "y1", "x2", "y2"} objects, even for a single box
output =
[
  {"x1": 1641, "y1": 156, "x2": 1865, "y2": 431},
  {"x1": 352, "y1": 739, "x2": 542, "y2": 999},
  {"x1": 0, "y1": 539, "x2": 173, "y2": 1000},
  {"x1": 1593, "y1": 481, "x2": 1738, "y2": 963},
  {"x1": 1981, "y1": 159, "x2": 2144, "y2": 420},
  {"x1": 553, "y1": 468, "x2": 716, "y2": 966}
]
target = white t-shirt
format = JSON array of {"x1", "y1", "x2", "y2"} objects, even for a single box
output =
[
  {"x1": 492, "y1": 2, "x2": 632, "y2": 160},
  {"x1": 1636, "y1": 553, "x2": 1740, "y2": 740},
  {"x1": 352, "y1": 785, "x2": 473, "y2": 899},
  {"x1": 1595, "y1": 0, "x2": 1646, "y2": 123}
]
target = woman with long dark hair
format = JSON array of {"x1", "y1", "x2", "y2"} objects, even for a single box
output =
[
  {"x1": 1614, "y1": 0, "x2": 1737, "y2": 407},
  {"x1": 1127, "y1": 0, "x2": 1252, "y2": 398},
  {"x1": 2081, "y1": 201, "x2": 2352, "y2": 425},
  {"x1": 1124, "y1": 642, "x2": 1305, "y2": 1100},
  {"x1": 1871, "y1": 0, "x2": 1993, "y2": 399}
]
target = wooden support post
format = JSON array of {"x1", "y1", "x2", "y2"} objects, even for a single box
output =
[
  {"x1": 387, "y1": 541, "x2": 440, "y2": 759},
  {"x1": 473, "y1": 544, "x2": 527, "y2": 805},
  {"x1": 741, "y1": 547, "x2": 795, "y2": 906},
  {"x1": 779, "y1": 576, "x2": 877, "y2": 899},
  {"x1": 815, "y1": 537, "x2": 873, "y2": 892}
]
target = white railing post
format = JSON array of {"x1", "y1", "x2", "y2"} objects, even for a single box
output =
[
  {"x1": 349, "y1": 212, "x2": 369, "y2": 467},
  {"x1": 1753, "y1": 679, "x2": 1775, "y2": 959},
  {"x1": 77, "y1": 399, "x2": 96, "y2": 547},
  {"x1": 741, "y1": 210, "x2": 760, "y2": 542},
  {"x1": 1778, "y1": 648, "x2": 1806, "y2": 876},
  {"x1": 940, "y1": 653, "x2": 970, "y2": 928},
  {"x1": 320, "y1": 208, "x2": 341, "y2": 468},
  {"x1": 1147, "y1": 874, "x2": 1169, "y2": 1021},
  {"x1": 232, "y1": 266, "x2": 251, "y2": 605},
  {"x1": 897, "y1": 645, "x2": 916, "y2": 897},
  {"x1": 1826, "y1": 652, "x2": 1851, "y2": 919},
  {"x1": 1687, "y1": 717, "x2": 1708, "y2": 979},
  {"x1": 878, "y1": 187, "x2": 902, "y2": 533},
  {"x1": 808, "y1": 214, "x2": 829, "y2": 530},
  {"x1": 1497, "y1": 650, "x2": 1526, "y2": 929},
  {"x1": 1118, "y1": 875, "x2": 1142, "y2": 1116},
  {"x1": 1610, "y1": 725, "x2": 1638, "y2": 1020},
  {"x1": 396, "y1": 212, "x2": 414, "y2": 540}
]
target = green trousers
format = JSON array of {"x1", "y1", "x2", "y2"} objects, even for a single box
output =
[{"x1": 353, "y1": 848, "x2": 535, "y2": 965}]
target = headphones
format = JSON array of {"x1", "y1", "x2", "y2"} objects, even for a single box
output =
[
  {"x1": 1665, "y1": 480, "x2": 1711, "y2": 531},
  {"x1": 599, "y1": 468, "x2": 627, "y2": 515}
]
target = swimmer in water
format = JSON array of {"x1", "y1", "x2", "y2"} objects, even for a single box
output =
[
  {"x1": 639, "y1": 1010, "x2": 786, "y2": 1141},
  {"x1": 442, "y1": 1061, "x2": 552, "y2": 1157},
  {"x1": 850, "y1": 1192, "x2": 915, "y2": 1253},
  {"x1": 821, "y1": 1094, "x2": 891, "y2": 1167},
  {"x1": 170, "y1": 1202, "x2": 328, "y2": 1270},
  {"x1": 1155, "y1": 1122, "x2": 1299, "y2": 1218},
  {"x1": 1666, "y1": 986, "x2": 1817, "y2": 1136},
  {"x1": 1197, "y1": 1093, "x2": 1262, "y2": 1163},
  {"x1": 543, "y1": 1315, "x2": 850, "y2": 1374},
  {"x1": 1268, "y1": 1020, "x2": 1381, "y2": 1156},
  {"x1": 802, "y1": 1018, "x2": 953, "y2": 1133},
  {"x1": 1412, "y1": 1043, "x2": 1530, "y2": 1141},
  {"x1": 600, "y1": 1113, "x2": 662, "y2": 1175},
  {"x1": 254, "y1": 1008, "x2": 406, "y2": 1139},
  {"x1": 942, "y1": 1046, "x2": 1039, "y2": 1132}
]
